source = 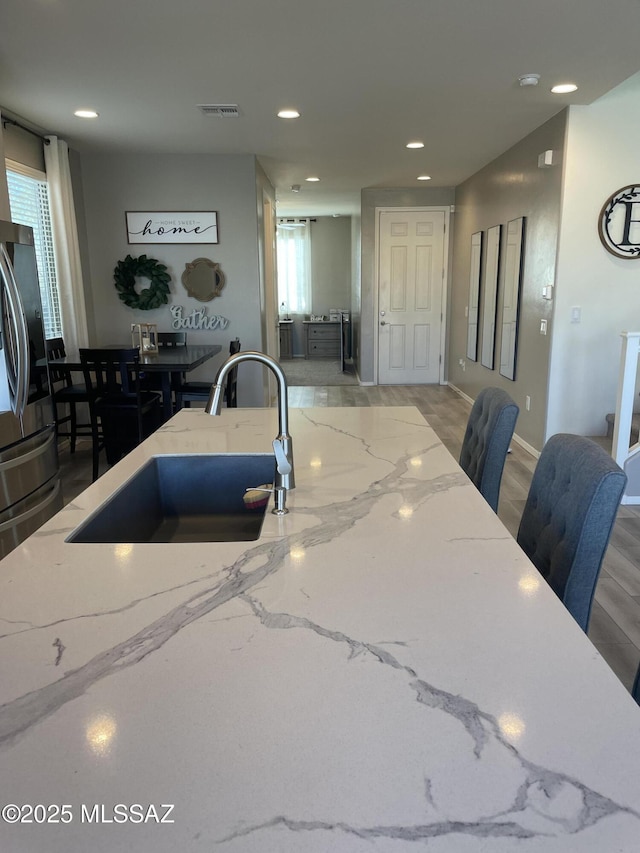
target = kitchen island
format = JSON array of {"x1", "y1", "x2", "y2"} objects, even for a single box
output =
[{"x1": 0, "y1": 406, "x2": 639, "y2": 852}]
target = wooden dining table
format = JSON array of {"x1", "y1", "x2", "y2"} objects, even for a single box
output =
[{"x1": 47, "y1": 343, "x2": 222, "y2": 420}]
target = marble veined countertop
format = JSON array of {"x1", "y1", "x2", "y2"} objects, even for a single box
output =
[{"x1": 0, "y1": 406, "x2": 639, "y2": 852}]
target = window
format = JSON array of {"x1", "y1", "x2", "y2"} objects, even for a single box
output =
[
  {"x1": 5, "y1": 162, "x2": 63, "y2": 339},
  {"x1": 276, "y1": 220, "x2": 311, "y2": 315}
]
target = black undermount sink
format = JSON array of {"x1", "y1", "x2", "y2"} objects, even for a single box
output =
[{"x1": 67, "y1": 454, "x2": 275, "y2": 544}]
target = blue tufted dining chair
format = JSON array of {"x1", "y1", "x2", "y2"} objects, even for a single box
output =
[
  {"x1": 516, "y1": 434, "x2": 627, "y2": 632},
  {"x1": 632, "y1": 663, "x2": 640, "y2": 705},
  {"x1": 459, "y1": 387, "x2": 519, "y2": 513}
]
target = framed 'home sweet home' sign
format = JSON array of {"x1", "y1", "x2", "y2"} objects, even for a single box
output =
[{"x1": 126, "y1": 211, "x2": 219, "y2": 245}]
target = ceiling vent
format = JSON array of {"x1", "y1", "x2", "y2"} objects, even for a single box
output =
[{"x1": 197, "y1": 104, "x2": 240, "y2": 117}]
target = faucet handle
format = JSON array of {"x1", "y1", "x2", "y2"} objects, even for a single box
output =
[{"x1": 273, "y1": 438, "x2": 292, "y2": 475}]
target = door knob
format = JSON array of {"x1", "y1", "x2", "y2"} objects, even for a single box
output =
[{"x1": 380, "y1": 321, "x2": 387, "y2": 326}]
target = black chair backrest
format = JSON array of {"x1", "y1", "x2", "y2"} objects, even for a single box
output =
[
  {"x1": 158, "y1": 331, "x2": 187, "y2": 348},
  {"x1": 79, "y1": 348, "x2": 140, "y2": 398},
  {"x1": 459, "y1": 387, "x2": 519, "y2": 513},
  {"x1": 226, "y1": 338, "x2": 241, "y2": 408},
  {"x1": 46, "y1": 337, "x2": 70, "y2": 385},
  {"x1": 517, "y1": 433, "x2": 627, "y2": 631}
]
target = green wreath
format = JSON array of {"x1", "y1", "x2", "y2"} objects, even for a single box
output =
[{"x1": 113, "y1": 254, "x2": 171, "y2": 310}]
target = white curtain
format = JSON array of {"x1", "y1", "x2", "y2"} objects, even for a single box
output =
[
  {"x1": 276, "y1": 221, "x2": 311, "y2": 314},
  {"x1": 44, "y1": 136, "x2": 89, "y2": 350}
]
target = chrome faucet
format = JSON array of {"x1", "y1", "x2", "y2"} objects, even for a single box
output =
[{"x1": 205, "y1": 350, "x2": 295, "y2": 515}]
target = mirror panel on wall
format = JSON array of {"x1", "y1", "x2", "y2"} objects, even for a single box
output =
[
  {"x1": 466, "y1": 231, "x2": 483, "y2": 361},
  {"x1": 499, "y1": 217, "x2": 526, "y2": 381},
  {"x1": 481, "y1": 224, "x2": 501, "y2": 370}
]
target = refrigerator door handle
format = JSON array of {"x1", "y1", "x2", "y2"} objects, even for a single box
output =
[
  {"x1": 0, "y1": 428, "x2": 56, "y2": 472},
  {"x1": 0, "y1": 477, "x2": 61, "y2": 535},
  {"x1": 0, "y1": 243, "x2": 30, "y2": 422}
]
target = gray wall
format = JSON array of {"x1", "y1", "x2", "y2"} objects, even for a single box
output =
[
  {"x1": 548, "y1": 75, "x2": 640, "y2": 437},
  {"x1": 310, "y1": 216, "x2": 351, "y2": 317},
  {"x1": 282, "y1": 216, "x2": 352, "y2": 357},
  {"x1": 359, "y1": 186, "x2": 456, "y2": 383},
  {"x1": 79, "y1": 152, "x2": 268, "y2": 406},
  {"x1": 448, "y1": 111, "x2": 567, "y2": 450},
  {"x1": 350, "y1": 213, "x2": 361, "y2": 366}
]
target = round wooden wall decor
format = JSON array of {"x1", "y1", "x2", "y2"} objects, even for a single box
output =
[
  {"x1": 598, "y1": 185, "x2": 640, "y2": 259},
  {"x1": 181, "y1": 258, "x2": 226, "y2": 302}
]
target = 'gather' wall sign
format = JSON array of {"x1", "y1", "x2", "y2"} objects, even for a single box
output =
[
  {"x1": 598, "y1": 186, "x2": 640, "y2": 259},
  {"x1": 170, "y1": 305, "x2": 229, "y2": 330}
]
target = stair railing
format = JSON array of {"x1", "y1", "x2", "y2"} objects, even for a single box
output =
[{"x1": 613, "y1": 331, "x2": 640, "y2": 504}]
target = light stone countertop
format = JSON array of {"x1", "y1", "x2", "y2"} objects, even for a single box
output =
[{"x1": 0, "y1": 406, "x2": 639, "y2": 851}]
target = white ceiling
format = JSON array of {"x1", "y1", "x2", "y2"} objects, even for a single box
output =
[{"x1": 2, "y1": 0, "x2": 640, "y2": 216}]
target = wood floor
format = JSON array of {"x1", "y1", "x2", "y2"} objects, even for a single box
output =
[{"x1": 58, "y1": 380, "x2": 640, "y2": 696}]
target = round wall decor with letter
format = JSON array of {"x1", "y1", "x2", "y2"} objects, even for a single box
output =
[{"x1": 598, "y1": 185, "x2": 640, "y2": 259}]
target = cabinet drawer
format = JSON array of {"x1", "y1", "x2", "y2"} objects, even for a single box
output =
[
  {"x1": 308, "y1": 324, "x2": 339, "y2": 341},
  {"x1": 308, "y1": 340, "x2": 340, "y2": 357}
]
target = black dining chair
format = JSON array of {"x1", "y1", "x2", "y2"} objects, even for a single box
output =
[
  {"x1": 516, "y1": 433, "x2": 627, "y2": 632},
  {"x1": 46, "y1": 337, "x2": 92, "y2": 453},
  {"x1": 79, "y1": 347, "x2": 163, "y2": 481},
  {"x1": 459, "y1": 386, "x2": 519, "y2": 513},
  {"x1": 157, "y1": 331, "x2": 187, "y2": 348},
  {"x1": 176, "y1": 338, "x2": 240, "y2": 410},
  {"x1": 140, "y1": 331, "x2": 188, "y2": 404}
]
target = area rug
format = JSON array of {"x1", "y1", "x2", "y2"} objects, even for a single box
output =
[{"x1": 281, "y1": 358, "x2": 358, "y2": 386}]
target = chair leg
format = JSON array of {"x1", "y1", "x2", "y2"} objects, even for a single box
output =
[
  {"x1": 69, "y1": 402, "x2": 77, "y2": 454},
  {"x1": 89, "y1": 414, "x2": 101, "y2": 482}
]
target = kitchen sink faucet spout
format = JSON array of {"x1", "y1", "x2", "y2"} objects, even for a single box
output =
[{"x1": 205, "y1": 351, "x2": 295, "y2": 514}]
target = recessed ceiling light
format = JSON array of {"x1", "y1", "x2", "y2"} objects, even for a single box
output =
[
  {"x1": 305, "y1": 176, "x2": 320, "y2": 182},
  {"x1": 278, "y1": 109, "x2": 301, "y2": 119},
  {"x1": 551, "y1": 83, "x2": 578, "y2": 94},
  {"x1": 74, "y1": 109, "x2": 99, "y2": 118},
  {"x1": 417, "y1": 175, "x2": 431, "y2": 181},
  {"x1": 406, "y1": 141, "x2": 425, "y2": 149}
]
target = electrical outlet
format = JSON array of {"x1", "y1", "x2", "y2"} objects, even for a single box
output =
[{"x1": 525, "y1": 395, "x2": 531, "y2": 411}]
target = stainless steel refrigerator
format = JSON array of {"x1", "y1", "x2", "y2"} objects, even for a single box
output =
[{"x1": 0, "y1": 219, "x2": 62, "y2": 559}]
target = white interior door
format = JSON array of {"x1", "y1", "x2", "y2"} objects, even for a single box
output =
[{"x1": 377, "y1": 209, "x2": 446, "y2": 384}]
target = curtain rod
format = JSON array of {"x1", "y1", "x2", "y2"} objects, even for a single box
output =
[{"x1": 1, "y1": 117, "x2": 50, "y2": 145}]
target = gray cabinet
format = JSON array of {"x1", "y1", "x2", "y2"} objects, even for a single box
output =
[
  {"x1": 279, "y1": 322, "x2": 293, "y2": 359},
  {"x1": 304, "y1": 321, "x2": 341, "y2": 359}
]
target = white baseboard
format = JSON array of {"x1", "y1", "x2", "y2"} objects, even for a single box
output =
[
  {"x1": 447, "y1": 382, "x2": 540, "y2": 460},
  {"x1": 448, "y1": 382, "x2": 473, "y2": 405}
]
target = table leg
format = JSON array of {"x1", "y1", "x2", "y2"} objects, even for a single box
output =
[{"x1": 160, "y1": 373, "x2": 173, "y2": 420}]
